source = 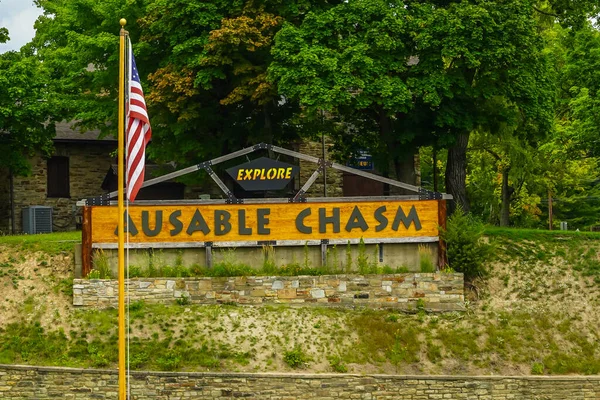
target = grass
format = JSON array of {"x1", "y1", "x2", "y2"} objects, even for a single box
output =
[
  {"x1": 487, "y1": 226, "x2": 600, "y2": 281},
  {"x1": 0, "y1": 299, "x2": 597, "y2": 374},
  {"x1": 484, "y1": 226, "x2": 600, "y2": 242},
  {"x1": 2, "y1": 226, "x2": 600, "y2": 375},
  {"x1": 0, "y1": 231, "x2": 80, "y2": 254},
  {"x1": 118, "y1": 260, "x2": 412, "y2": 279}
]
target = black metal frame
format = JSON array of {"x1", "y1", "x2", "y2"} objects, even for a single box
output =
[{"x1": 81, "y1": 142, "x2": 447, "y2": 206}]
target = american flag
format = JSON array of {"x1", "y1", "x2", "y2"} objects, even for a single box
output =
[{"x1": 126, "y1": 38, "x2": 152, "y2": 202}]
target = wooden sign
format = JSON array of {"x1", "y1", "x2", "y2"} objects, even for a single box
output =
[{"x1": 88, "y1": 200, "x2": 442, "y2": 244}]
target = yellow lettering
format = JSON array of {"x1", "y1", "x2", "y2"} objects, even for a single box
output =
[
  {"x1": 243, "y1": 170, "x2": 252, "y2": 180},
  {"x1": 266, "y1": 168, "x2": 277, "y2": 179},
  {"x1": 276, "y1": 168, "x2": 285, "y2": 179},
  {"x1": 259, "y1": 168, "x2": 267, "y2": 180},
  {"x1": 237, "y1": 169, "x2": 244, "y2": 180},
  {"x1": 253, "y1": 169, "x2": 261, "y2": 180},
  {"x1": 285, "y1": 167, "x2": 292, "y2": 179}
]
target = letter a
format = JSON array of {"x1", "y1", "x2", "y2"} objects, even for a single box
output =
[
  {"x1": 345, "y1": 206, "x2": 368, "y2": 232},
  {"x1": 114, "y1": 211, "x2": 138, "y2": 236},
  {"x1": 186, "y1": 209, "x2": 211, "y2": 235}
]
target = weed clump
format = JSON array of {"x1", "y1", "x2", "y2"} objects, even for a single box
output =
[
  {"x1": 418, "y1": 244, "x2": 436, "y2": 273},
  {"x1": 283, "y1": 346, "x2": 309, "y2": 368}
]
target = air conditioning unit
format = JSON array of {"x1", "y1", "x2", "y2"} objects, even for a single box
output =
[{"x1": 22, "y1": 206, "x2": 53, "y2": 234}]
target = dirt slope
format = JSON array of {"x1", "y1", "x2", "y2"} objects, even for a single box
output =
[{"x1": 0, "y1": 232, "x2": 599, "y2": 375}]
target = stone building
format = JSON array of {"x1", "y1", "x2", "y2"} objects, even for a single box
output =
[{"x1": 0, "y1": 123, "x2": 118, "y2": 233}]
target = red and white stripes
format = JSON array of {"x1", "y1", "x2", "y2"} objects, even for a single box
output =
[{"x1": 126, "y1": 37, "x2": 151, "y2": 202}]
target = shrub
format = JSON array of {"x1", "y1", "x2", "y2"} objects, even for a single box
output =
[
  {"x1": 328, "y1": 355, "x2": 348, "y2": 373},
  {"x1": 531, "y1": 362, "x2": 545, "y2": 375},
  {"x1": 86, "y1": 269, "x2": 101, "y2": 279},
  {"x1": 283, "y1": 346, "x2": 309, "y2": 368},
  {"x1": 441, "y1": 206, "x2": 492, "y2": 280}
]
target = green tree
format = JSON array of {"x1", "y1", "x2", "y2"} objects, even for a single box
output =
[
  {"x1": 30, "y1": 0, "x2": 150, "y2": 135},
  {"x1": 30, "y1": 0, "x2": 338, "y2": 174},
  {"x1": 535, "y1": 0, "x2": 599, "y2": 28},
  {"x1": 468, "y1": 130, "x2": 545, "y2": 227},
  {"x1": 0, "y1": 27, "x2": 8, "y2": 44},
  {"x1": 426, "y1": 0, "x2": 554, "y2": 213},
  {"x1": 270, "y1": 0, "x2": 445, "y2": 188},
  {"x1": 140, "y1": 0, "x2": 324, "y2": 167},
  {"x1": 271, "y1": 0, "x2": 554, "y2": 208},
  {"x1": 0, "y1": 50, "x2": 57, "y2": 175},
  {"x1": 537, "y1": 22, "x2": 600, "y2": 228}
]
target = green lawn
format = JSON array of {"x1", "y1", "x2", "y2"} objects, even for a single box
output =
[
  {"x1": 484, "y1": 226, "x2": 600, "y2": 240},
  {"x1": 0, "y1": 231, "x2": 81, "y2": 254}
]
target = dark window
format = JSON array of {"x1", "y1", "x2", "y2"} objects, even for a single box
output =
[{"x1": 47, "y1": 156, "x2": 70, "y2": 198}]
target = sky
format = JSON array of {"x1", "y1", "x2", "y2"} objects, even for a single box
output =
[{"x1": 0, "y1": 0, "x2": 42, "y2": 53}]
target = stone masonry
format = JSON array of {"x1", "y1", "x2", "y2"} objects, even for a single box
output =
[
  {"x1": 0, "y1": 167, "x2": 10, "y2": 233},
  {"x1": 10, "y1": 141, "x2": 115, "y2": 232},
  {"x1": 298, "y1": 138, "x2": 343, "y2": 198},
  {"x1": 73, "y1": 273, "x2": 464, "y2": 312},
  {"x1": 0, "y1": 364, "x2": 598, "y2": 399}
]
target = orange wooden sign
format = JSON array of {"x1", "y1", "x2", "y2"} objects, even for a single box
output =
[{"x1": 90, "y1": 200, "x2": 441, "y2": 244}]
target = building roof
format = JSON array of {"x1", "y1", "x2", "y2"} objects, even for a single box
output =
[{"x1": 54, "y1": 122, "x2": 116, "y2": 143}]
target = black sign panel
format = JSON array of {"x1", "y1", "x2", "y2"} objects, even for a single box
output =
[
  {"x1": 348, "y1": 150, "x2": 374, "y2": 171},
  {"x1": 226, "y1": 157, "x2": 300, "y2": 191}
]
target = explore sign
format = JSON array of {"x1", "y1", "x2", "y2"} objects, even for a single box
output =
[
  {"x1": 226, "y1": 157, "x2": 299, "y2": 191},
  {"x1": 89, "y1": 200, "x2": 441, "y2": 244}
]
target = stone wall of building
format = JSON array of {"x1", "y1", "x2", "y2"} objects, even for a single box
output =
[
  {"x1": 11, "y1": 142, "x2": 115, "y2": 232},
  {"x1": 297, "y1": 138, "x2": 425, "y2": 198},
  {"x1": 73, "y1": 273, "x2": 464, "y2": 312},
  {"x1": 0, "y1": 168, "x2": 11, "y2": 233},
  {"x1": 298, "y1": 138, "x2": 343, "y2": 198},
  {"x1": 1, "y1": 364, "x2": 599, "y2": 399}
]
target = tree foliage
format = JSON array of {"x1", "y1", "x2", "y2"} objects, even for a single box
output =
[
  {"x1": 441, "y1": 206, "x2": 491, "y2": 281},
  {"x1": 14, "y1": 0, "x2": 600, "y2": 229},
  {"x1": 30, "y1": 0, "x2": 149, "y2": 134},
  {"x1": 0, "y1": 50, "x2": 56, "y2": 175},
  {"x1": 30, "y1": 0, "x2": 339, "y2": 174},
  {"x1": 271, "y1": 0, "x2": 554, "y2": 205},
  {"x1": 0, "y1": 27, "x2": 8, "y2": 44}
]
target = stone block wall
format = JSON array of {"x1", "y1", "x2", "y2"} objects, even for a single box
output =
[
  {"x1": 73, "y1": 273, "x2": 464, "y2": 312},
  {"x1": 296, "y1": 138, "x2": 424, "y2": 198},
  {"x1": 1, "y1": 365, "x2": 599, "y2": 399},
  {"x1": 0, "y1": 168, "x2": 10, "y2": 233},
  {"x1": 11, "y1": 142, "x2": 115, "y2": 232},
  {"x1": 298, "y1": 138, "x2": 343, "y2": 197}
]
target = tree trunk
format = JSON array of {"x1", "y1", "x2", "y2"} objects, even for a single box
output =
[
  {"x1": 500, "y1": 168, "x2": 511, "y2": 226},
  {"x1": 379, "y1": 110, "x2": 393, "y2": 196},
  {"x1": 445, "y1": 132, "x2": 470, "y2": 214},
  {"x1": 393, "y1": 150, "x2": 417, "y2": 195}
]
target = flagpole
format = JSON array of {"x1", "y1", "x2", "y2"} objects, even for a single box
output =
[{"x1": 118, "y1": 18, "x2": 127, "y2": 400}]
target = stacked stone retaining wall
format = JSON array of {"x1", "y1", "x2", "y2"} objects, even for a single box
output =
[
  {"x1": 73, "y1": 273, "x2": 464, "y2": 311},
  {"x1": 1, "y1": 365, "x2": 598, "y2": 399}
]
